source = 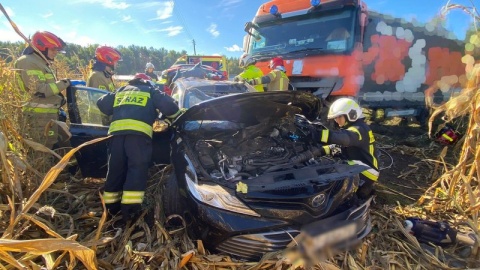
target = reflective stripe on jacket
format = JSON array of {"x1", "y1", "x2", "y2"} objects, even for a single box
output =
[
  {"x1": 253, "y1": 69, "x2": 289, "y2": 91},
  {"x1": 319, "y1": 118, "x2": 379, "y2": 181},
  {"x1": 87, "y1": 70, "x2": 116, "y2": 92},
  {"x1": 14, "y1": 53, "x2": 65, "y2": 108},
  {"x1": 236, "y1": 65, "x2": 264, "y2": 92},
  {"x1": 97, "y1": 80, "x2": 180, "y2": 138}
]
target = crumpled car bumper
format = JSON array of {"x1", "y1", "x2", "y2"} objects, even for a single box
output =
[{"x1": 188, "y1": 195, "x2": 372, "y2": 260}]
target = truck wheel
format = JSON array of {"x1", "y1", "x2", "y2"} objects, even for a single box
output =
[
  {"x1": 416, "y1": 108, "x2": 429, "y2": 128},
  {"x1": 373, "y1": 109, "x2": 385, "y2": 124},
  {"x1": 163, "y1": 172, "x2": 186, "y2": 217}
]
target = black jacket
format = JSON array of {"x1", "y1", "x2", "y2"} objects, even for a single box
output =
[
  {"x1": 97, "y1": 79, "x2": 179, "y2": 138},
  {"x1": 319, "y1": 118, "x2": 379, "y2": 181}
]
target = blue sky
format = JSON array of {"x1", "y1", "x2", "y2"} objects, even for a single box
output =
[{"x1": 0, "y1": 0, "x2": 475, "y2": 58}]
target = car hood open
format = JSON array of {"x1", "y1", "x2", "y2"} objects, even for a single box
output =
[{"x1": 175, "y1": 91, "x2": 322, "y2": 127}]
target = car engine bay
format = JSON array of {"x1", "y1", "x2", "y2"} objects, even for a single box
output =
[{"x1": 184, "y1": 114, "x2": 334, "y2": 182}]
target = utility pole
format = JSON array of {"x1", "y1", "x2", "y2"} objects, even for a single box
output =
[{"x1": 192, "y1": 39, "x2": 197, "y2": 55}]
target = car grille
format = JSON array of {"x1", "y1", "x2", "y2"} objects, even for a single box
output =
[
  {"x1": 216, "y1": 230, "x2": 300, "y2": 260},
  {"x1": 216, "y1": 198, "x2": 372, "y2": 260}
]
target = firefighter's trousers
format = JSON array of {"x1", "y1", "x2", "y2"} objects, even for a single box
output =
[
  {"x1": 103, "y1": 134, "x2": 152, "y2": 222},
  {"x1": 22, "y1": 108, "x2": 59, "y2": 149}
]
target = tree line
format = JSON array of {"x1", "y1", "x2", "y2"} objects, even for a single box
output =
[{"x1": 0, "y1": 41, "x2": 243, "y2": 77}]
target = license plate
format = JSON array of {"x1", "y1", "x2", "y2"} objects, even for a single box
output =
[{"x1": 310, "y1": 223, "x2": 357, "y2": 250}]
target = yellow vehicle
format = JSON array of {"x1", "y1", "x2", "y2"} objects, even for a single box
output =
[{"x1": 173, "y1": 55, "x2": 228, "y2": 78}]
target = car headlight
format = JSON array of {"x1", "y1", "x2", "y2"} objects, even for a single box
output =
[{"x1": 184, "y1": 155, "x2": 260, "y2": 217}]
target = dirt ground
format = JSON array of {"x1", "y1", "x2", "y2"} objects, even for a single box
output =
[{"x1": 367, "y1": 117, "x2": 460, "y2": 206}]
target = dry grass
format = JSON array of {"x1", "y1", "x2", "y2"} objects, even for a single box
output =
[{"x1": 1, "y1": 58, "x2": 477, "y2": 270}]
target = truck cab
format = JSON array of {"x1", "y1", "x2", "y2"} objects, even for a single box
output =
[
  {"x1": 244, "y1": 0, "x2": 465, "y2": 120},
  {"x1": 244, "y1": 0, "x2": 367, "y2": 99}
]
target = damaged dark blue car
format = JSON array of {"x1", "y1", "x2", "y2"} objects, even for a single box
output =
[{"x1": 66, "y1": 78, "x2": 372, "y2": 260}]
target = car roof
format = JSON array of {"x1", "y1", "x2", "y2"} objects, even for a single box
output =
[
  {"x1": 173, "y1": 77, "x2": 254, "y2": 94},
  {"x1": 169, "y1": 64, "x2": 217, "y2": 71}
]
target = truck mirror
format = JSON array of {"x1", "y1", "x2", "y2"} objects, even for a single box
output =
[
  {"x1": 244, "y1": 22, "x2": 253, "y2": 32},
  {"x1": 243, "y1": 35, "x2": 248, "y2": 52}
]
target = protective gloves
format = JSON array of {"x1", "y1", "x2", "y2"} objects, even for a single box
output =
[
  {"x1": 246, "y1": 79, "x2": 259, "y2": 85},
  {"x1": 164, "y1": 108, "x2": 188, "y2": 126},
  {"x1": 233, "y1": 76, "x2": 245, "y2": 82},
  {"x1": 61, "y1": 79, "x2": 71, "y2": 86},
  {"x1": 57, "y1": 78, "x2": 71, "y2": 91}
]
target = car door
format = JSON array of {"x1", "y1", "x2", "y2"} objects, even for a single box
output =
[
  {"x1": 67, "y1": 85, "x2": 173, "y2": 178},
  {"x1": 66, "y1": 85, "x2": 110, "y2": 178}
]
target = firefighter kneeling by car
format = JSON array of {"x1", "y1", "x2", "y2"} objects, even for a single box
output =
[
  {"x1": 97, "y1": 73, "x2": 183, "y2": 224},
  {"x1": 297, "y1": 98, "x2": 379, "y2": 199}
]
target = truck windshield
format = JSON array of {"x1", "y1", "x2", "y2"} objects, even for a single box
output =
[{"x1": 249, "y1": 8, "x2": 356, "y2": 56}]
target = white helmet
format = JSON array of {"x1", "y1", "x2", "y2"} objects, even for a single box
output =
[
  {"x1": 328, "y1": 98, "x2": 363, "y2": 122},
  {"x1": 145, "y1": 62, "x2": 155, "y2": 69},
  {"x1": 239, "y1": 53, "x2": 255, "y2": 68}
]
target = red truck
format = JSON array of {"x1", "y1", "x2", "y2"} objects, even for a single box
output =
[{"x1": 243, "y1": 0, "x2": 466, "y2": 121}]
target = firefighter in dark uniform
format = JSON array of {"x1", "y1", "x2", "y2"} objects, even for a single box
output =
[
  {"x1": 299, "y1": 98, "x2": 379, "y2": 198},
  {"x1": 97, "y1": 73, "x2": 182, "y2": 223}
]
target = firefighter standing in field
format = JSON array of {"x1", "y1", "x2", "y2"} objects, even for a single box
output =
[
  {"x1": 247, "y1": 56, "x2": 289, "y2": 91},
  {"x1": 14, "y1": 31, "x2": 70, "y2": 149},
  {"x1": 97, "y1": 74, "x2": 182, "y2": 223},
  {"x1": 145, "y1": 62, "x2": 159, "y2": 82},
  {"x1": 87, "y1": 46, "x2": 122, "y2": 91},
  {"x1": 297, "y1": 98, "x2": 379, "y2": 199},
  {"x1": 233, "y1": 53, "x2": 264, "y2": 92}
]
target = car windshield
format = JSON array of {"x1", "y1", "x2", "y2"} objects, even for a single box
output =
[
  {"x1": 249, "y1": 7, "x2": 356, "y2": 56},
  {"x1": 176, "y1": 80, "x2": 252, "y2": 108}
]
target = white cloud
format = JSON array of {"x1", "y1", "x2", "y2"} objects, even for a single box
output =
[
  {"x1": 150, "y1": 2, "x2": 174, "y2": 20},
  {"x1": 152, "y1": 26, "x2": 183, "y2": 37},
  {"x1": 0, "y1": 29, "x2": 22, "y2": 42},
  {"x1": 103, "y1": 0, "x2": 129, "y2": 9},
  {"x1": 41, "y1": 11, "x2": 53, "y2": 18},
  {"x1": 207, "y1": 23, "x2": 220, "y2": 38},
  {"x1": 218, "y1": 0, "x2": 242, "y2": 8},
  {"x1": 71, "y1": 0, "x2": 129, "y2": 9},
  {"x1": 224, "y1": 44, "x2": 242, "y2": 52},
  {"x1": 136, "y1": 2, "x2": 164, "y2": 9},
  {"x1": 49, "y1": 23, "x2": 63, "y2": 31},
  {"x1": 69, "y1": 19, "x2": 82, "y2": 26},
  {"x1": 64, "y1": 31, "x2": 96, "y2": 46},
  {"x1": 4, "y1": 6, "x2": 15, "y2": 17},
  {"x1": 121, "y1": 15, "x2": 133, "y2": 22}
]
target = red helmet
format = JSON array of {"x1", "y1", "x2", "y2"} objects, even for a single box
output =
[
  {"x1": 31, "y1": 31, "x2": 65, "y2": 52},
  {"x1": 95, "y1": 46, "x2": 122, "y2": 66},
  {"x1": 434, "y1": 125, "x2": 461, "y2": 146},
  {"x1": 269, "y1": 57, "x2": 284, "y2": 69},
  {"x1": 134, "y1": 73, "x2": 152, "y2": 81}
]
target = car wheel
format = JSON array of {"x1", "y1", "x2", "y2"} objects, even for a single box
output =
[{"x1": 163, "y1": 171, "x2": 186, "y2": 217}]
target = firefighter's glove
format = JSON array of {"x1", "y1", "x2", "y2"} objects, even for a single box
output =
[
  {"x1": 233, "y1": 76, "x2": 244, "y2": 82},
  {"x1": 57, "y1": 78, "x2": 71, "y2": 91},
  {"x1": 164, "y1": 118, "x2": 173, "y2": 126},
  {"x1": 165, "y1": 108, "x2": 187, "y2": 127},
  {"x1": 247, "y1": 78, "x2": 260, "y2": 85}
]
